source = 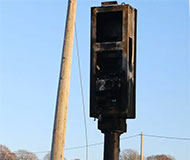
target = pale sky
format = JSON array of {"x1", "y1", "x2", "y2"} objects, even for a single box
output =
[{"x1": 0, "y1": 0, "x2": 189, "y2": 160}]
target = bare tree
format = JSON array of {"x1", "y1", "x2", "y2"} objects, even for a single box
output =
[
  {"x1": 120, "y1": 149, "x2": 140, "y2": 160},
  {"x1": 0, "y1": 145, "x2": 16, "y2": 160},
  {"x1": 43, "y1": 152, "x2": 50, "y2": 160},
  {"x1": 43, "y1": 152, "x2": 67, "y2": 160},
  {"x1": 146, "y1": 154, "x2": 175, "y2": 160},
  {"x1": 15, "y1": 150, "x2": 39, "y2": 160}
]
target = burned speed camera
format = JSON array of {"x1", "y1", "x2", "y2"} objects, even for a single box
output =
[{"x1": 90, "y1": 3, "x2": 137, "y2": 119}]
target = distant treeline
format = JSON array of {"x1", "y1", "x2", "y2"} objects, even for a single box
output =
[{"x1": 0, "y1": 144, "x2": 175, "y2": 160}]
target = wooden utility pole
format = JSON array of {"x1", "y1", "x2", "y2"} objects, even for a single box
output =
[
  {"x1": 51, "y1": 0, "x2": 77, "y2": 159},
  {"x1": 140, "y1": 132, "x2": 144, "y2": 160}
]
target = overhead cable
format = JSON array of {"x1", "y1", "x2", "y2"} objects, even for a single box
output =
[{"x1": 75, "y1": 23, "x2": 89, "y2": 160}]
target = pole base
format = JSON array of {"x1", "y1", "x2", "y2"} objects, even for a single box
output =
[
  {"x1": 104, "y1": 132, "x2": 120, "y2": 160},
  {"x1": 98, "y1": 117, "x2": 126, "y2": 133}
]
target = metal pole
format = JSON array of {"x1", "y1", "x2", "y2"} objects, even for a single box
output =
[
  {"x1": 140, "y1": 132, "x2": 144, "y2": 160},
  {"x1": 51, "y1": 0, "x2": 77, "y2": 159},
  {"x1": 103, "y1": 132, "x2": 120, "y2": 160}
]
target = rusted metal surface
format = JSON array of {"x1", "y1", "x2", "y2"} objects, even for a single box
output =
[
  {"x1": 90, "y1": 3, "x2": 137, "y2": 160},
  {"x1": 101, "y1": 1, "x2": 118, "y2": 6},
  {"x1": 95, "y1": 42, "x2": 122, "y2": 52},
  {"x1": 90, "y1": 4, "x2": 137, "y2": 120}
]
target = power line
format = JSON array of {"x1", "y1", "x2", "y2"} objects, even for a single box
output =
[
  {"x1": 28, "y1": 134, "x2": 140, "y2": 155},
  {"x1": 121, "y1": 134, "x2": 140, "y2": 140},
  {"x1": 18, "y1": 133, "x2": 190, "y2": 155},
  {"x1": 144, "y1": 134, "x2": 190, "y2": 141},
  {"x1": 65, "y1": 142, "x2": 103, "y2": 151},
  {"x1": 75, "y1": 23, "x2": 89, "y2": 160},
  {"x1": 63, "y1": 133, "x2": 190, "y2": 151}
]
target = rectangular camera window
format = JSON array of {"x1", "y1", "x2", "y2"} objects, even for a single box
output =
[
  {"x1": 129, "y1": 37, "x2": 133, "y2": 71},
  {"x1": 96, "y1": 50, "x2": 122, "y2": 74},
  {"x1": 96, "y1": 11, "x2": 122, "y2": 42}
]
